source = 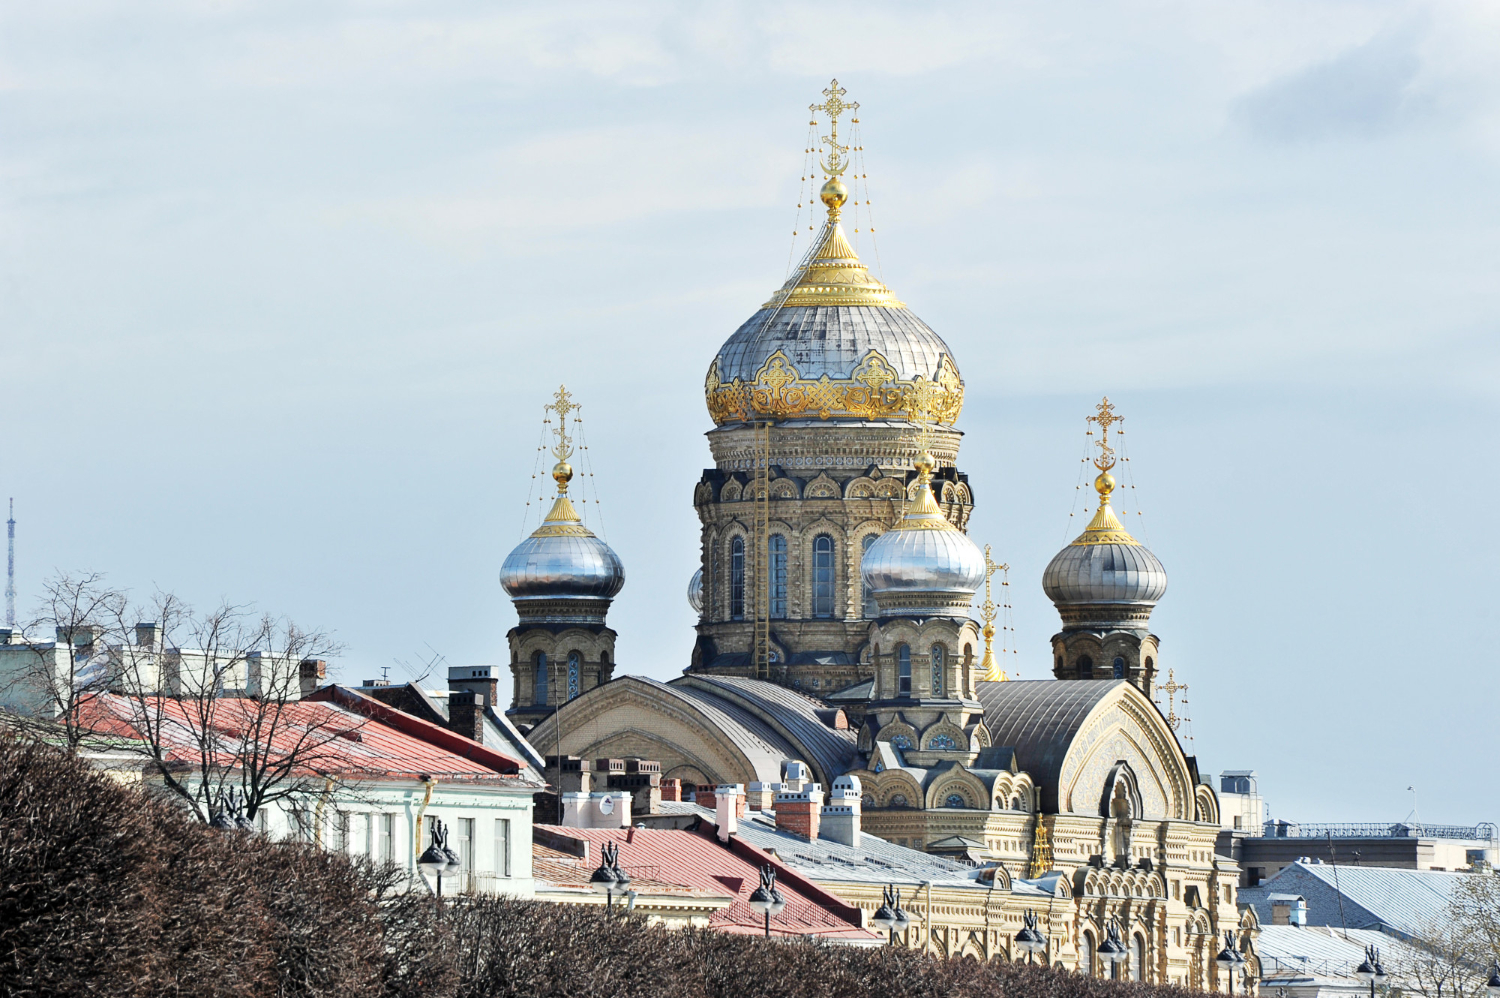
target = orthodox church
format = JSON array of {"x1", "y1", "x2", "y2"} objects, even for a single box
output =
[{"x1": 499, "y1": 82, "x2": 1251, "y2": 986}]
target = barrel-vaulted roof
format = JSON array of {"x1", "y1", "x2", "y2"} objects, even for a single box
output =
[{"x1": 975, "y1": 679, "x2": 1191, "y2": 819}]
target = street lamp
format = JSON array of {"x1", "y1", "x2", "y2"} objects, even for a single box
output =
[
  {"x1": 1100, "y1": 920, "x2": 1128, "y2": 980},
  {"x1": 1015, "y1": 909, "x2": 1048, "y2": 965},
  {"x1": 747, "y1": 866, "x2": 788, "y2": 939},
  {"x1": 418, "y1": 817, "x2": 460, "y2": 915},
  {"x1": 589, "y1": 841, "x2": 630, "y2": 910},
  {"x1": 1218, "y1": 931, "x2": 1247, "y2": 995},
  {"x1": 1355, "y1": 945, "x2": 1387, "y2": 998},
  {"x1": 871, "y1": 884, "x2": 910, "y2": 947}
]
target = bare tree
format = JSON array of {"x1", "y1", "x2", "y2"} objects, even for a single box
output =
[
  {"x1": 1451, "y1": 873, "x2": 1500, "y2": 968},
  {"x1": 99, "y1": 595, "x2": 359, "y2": 825},
  {"x1": 0, "y1": 572, "x2": 130, "y2": 754}
]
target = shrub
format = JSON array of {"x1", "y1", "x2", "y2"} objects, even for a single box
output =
[{"x1": 0, "y1": 731, "x2": 1201, "y2": 998}]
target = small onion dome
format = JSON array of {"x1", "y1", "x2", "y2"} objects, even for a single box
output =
[
  {"x1": 687, "y1": 567, "x2": 704, "y2": 616},
  {"x1": 500, "y1": 462, "x2": 624, "y2": 607},
  {"x1": 860, "y1": 452, "x2": 984, "y2": 618},
  {"x1": 1042, "y1": 470, "x2": 1166, "y2": 628}
]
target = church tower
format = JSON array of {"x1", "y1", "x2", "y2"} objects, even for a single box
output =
[
  {"x1": 500, "y1": 387, "x2": 624, "y2": 731},
  {"x1": 858, "y1": 443, "x2": 986, "y2": 765},
  {"x1": 688, "y1": 80, "x2": 973, "y2": 695},
  {"x1": 1042, "y1": 399, "x2": 1167, "y2": 696}
]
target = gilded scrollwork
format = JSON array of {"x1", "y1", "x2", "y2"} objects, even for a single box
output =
[{"x1": 705, "y1": 349, "x2": 964, "y2": 426}]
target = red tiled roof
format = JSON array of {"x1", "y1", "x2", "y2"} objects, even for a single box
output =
[
  {"x1": 534, "y1": 825, "x2": 878, "y2": 941},
  {"x1": 78, "y1": 693, "x2": 533, "y2": 784},
  {"x1": 532, "y1": 842, "x2": 727, "y2": 901},
  {"x1": 307, "y1": 685, "x2": 525, "y2": 774}
]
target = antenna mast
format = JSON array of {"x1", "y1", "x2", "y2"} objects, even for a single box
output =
[{"x1": 5, "y1": 499, "x2": 14, "y2": 627}]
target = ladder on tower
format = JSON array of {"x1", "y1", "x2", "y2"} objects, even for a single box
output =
[{"x1": 751, "y1": 421, "x2": 771, "y2": 680}]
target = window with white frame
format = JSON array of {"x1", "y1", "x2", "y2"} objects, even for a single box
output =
[{"x1": 494, "y1": 818, "x2": 512, "y2": 878}]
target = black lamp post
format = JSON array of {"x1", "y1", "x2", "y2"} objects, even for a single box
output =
[
  {"x1": 417, "y1": 816, "x2": 462, "y2": 915},
  {"x1": 1484, "y1": 962, "x2": 1500, "y2": 998},
  {"x1": 747, "y1": 866, "x2": 788, "y2": 939},
  {"x1": 1016, "y1": 909, "x2": 1047, "y2": 965},
  {"x1": 1099, "y1": 919, "x2": 1128, "y2": 980},
  {"x1": 869, "y1": 884, "x2": 910, "y2": 947},
  {"x1": 1354, "y1": 944, "x2": 1388, "y2": 998},
  {"x1": 589, "y1": 841, "x2": 630, "y2": 910},
  {"x1": 1217, "y1": 930, "x2": 1247, "y2": 994}
]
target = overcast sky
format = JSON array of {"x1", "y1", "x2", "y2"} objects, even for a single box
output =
[{"x1": 3, "y1": 1, "x2": 1497, "y2": 825}]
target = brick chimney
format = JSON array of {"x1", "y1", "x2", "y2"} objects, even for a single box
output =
[
  {"x1": 659, "y1": 778, "x2": 683, "y2": 803},
  {"x1": 694, "y1": 784, "x2": 716, "y2": 811},
  {"x1": 821, "y1": 774, "x2": 862, "y2": 847},
  {"x1": 745, "y1": 781, "x2": 780, "y2": 811},
  {"x1": 775, "y1": 782, "x2": 824, "y2": 841},
  {"x1": 715, "y1": 784, "x2": 744, "y2": 842},
  {"x1": 547, "y1": 756, "x2": 594, "y2": 794},
  {"x1": 447, "y1": 691, "x2": 485, "y2": 743},
  {"x1": 298, "y1": 659, "x2": 327, "y2": 699},
  {"x1": 606, "y1": 759, "x2": 663, "y2": 815},
  {"x1": 134, "y1": 621, "x2": 159, "y2": 648},
  {"x1": 447, "y1": 664, "x2": 501, "y2": 706}
]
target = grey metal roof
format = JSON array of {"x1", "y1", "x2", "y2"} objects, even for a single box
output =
[
  {"x1": 483, "y1": 706, "x2": 546, "y2": 782},
  {"x1": 1255, "y1": 926, "x2": 1430, "y2": 987},
  {"x1": 1240, "y1": 862, "x2": 1471, "y2": 939},
  {"x1": 974, "y1": 679, "x2": 1124, "y2": 814},
  {"x1": 671, "y1": 675, "x2": 859, "y2": 786},
  {"x1": 665, "y1": 802, "x2": 985, "y2": 890},
  {"x1": 713, "y1": 305, "x2": 957, "y2": 388}
]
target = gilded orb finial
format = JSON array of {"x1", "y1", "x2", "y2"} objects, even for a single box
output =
[{"x1": 553, "y1": 461, "x2": 574, "y2": 493}]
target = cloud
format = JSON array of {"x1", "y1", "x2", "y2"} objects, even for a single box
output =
[{"x1": 1232, "y1": 18, "x2": 1429, "y2": 142}]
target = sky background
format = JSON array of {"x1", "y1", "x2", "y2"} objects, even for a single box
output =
[{"x1": 2, "y1": 1, "x2": 1497, "y2": 826}]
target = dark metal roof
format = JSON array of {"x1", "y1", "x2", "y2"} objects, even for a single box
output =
[
  {"x1": 974, "y1": 679, "x2": 1124, "y2": 813},
  {"x1": 672, "y1": 675, "x2": 859, "y2": 786}
]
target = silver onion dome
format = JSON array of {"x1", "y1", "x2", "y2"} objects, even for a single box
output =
[
  {"x1": 501, "y1": 479, "x2": 624, "y2": 604},
  {"x1": 861, "y1": 454, "x2": 984, "y2": 618},
  {"x1": 687, "y1": 567, "x2": 704, "y2": 616},
  {"x1": 1043, "y1": 471, "x2": 1166, "y2": 624}
]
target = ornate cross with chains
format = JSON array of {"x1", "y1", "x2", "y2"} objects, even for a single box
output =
[
  {"x1": 1155, "y1": 669, "x2": 1187, "y2": 730},
  {"x1": 811, "y1": 79, "x2": 859, "y2": 177},
  {"x1": 1088, "y1": 396, "x2": 1123, "y2": 472},
  {"x1": 546, "y1": 384, "x2": 579, "y2": 463}
]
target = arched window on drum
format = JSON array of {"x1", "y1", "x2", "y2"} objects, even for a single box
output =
[
  {"x1": 897, "y1": 644, "x2": 911, "y2": 696},
  {"x1": 861, "y1": 534, "x2": 878, "y2": 618},
  {"x1": 729, "y1": 536, "x2": 745, "y2": 620},
  {"x1": 768, "y1": 534, "x2": 788, "y2": 619},
  {"x1": 532, "y1": 651, "x2": 548, "y2": 705},
  {"x1": 812, "y1": 535, "x2": 835, "y2": 617}
]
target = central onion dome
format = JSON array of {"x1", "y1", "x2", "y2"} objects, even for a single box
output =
[
  {"x1": 500, "y1": 462, "x2": 624, "y2": 611},
  {"x1": 1042, "y1": 469, "x2": 1166, "y2": 628},
  {"x1": 704, "y1": 178, "x2": 964, "y2": 426},
  {"x1": 861, "y1": 451, "x2": 985, "y2": 617}
]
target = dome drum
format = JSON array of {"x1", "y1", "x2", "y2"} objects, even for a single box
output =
[{"x1": 513, "y1": 597, "x2": 616, "y2": 627}]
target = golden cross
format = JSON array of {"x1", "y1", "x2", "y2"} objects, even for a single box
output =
[
  {"x1": 546, "y1": 384, "x2": 579, "y2": 463},
  {"x1": 810, "y1": 79, "x2": 858, "y2": 178},
  {"x1": 979, "y1": 546, "x2": 1009, "y2": 681},
  {"x1": 1154, "y1": 669, "x2": 1187, "y2": 731},
  {"x1": 1087, "y1": 396, "x2": 1123, "y2": 472}
]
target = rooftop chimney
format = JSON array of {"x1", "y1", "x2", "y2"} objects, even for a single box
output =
[
  {"x1": 605, "y1": 758, "x2": 663, "y2": 815},
  {"x1": 447, "y1": 664, "x2": 501, "y2": 706},
  {"x1": 447, "y1": 691, "x2": 485, "y2": 743},
  {"x1": 821, "y1": 774, "x2": 862, "y2": 848},
  {"x1": 298, "y1": 659, "x2": 327, "y2": 699},
  {"x1": 560, "y1": 791, "x2": 631, "y2": 829},
  {"x1": 134, "y1": 621, "x2": 159, "y2": 648},
  {"x1": 715, "y1": 784, "x2": 744, "y2": 842},
  {"x1": 1270, "y1": 895, "x2": 1307, "y2": 927},
  {"x1": 659, "y1": 778, "x2": 683, "y2": 803},
  {"x1": 746, "y1": 781, "x2": 779, "y2": 811},
  {"x1": 775, "y1": 781, "x2": 824, "y2": 841},
  {"x1": 547, "y1": 755, "x2": 593, "y2": 794}
]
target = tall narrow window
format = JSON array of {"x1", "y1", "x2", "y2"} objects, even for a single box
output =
[
  {"x1": 898, "y1": 644, "x2": 911, "y2": 696},
  {"x1": 567, "y1": 651, "x2": 581, "y2": 700},
  {"x1": 378, "y1": 813, "x2": 394, "y2": 862},
  {"x1": 861, "y1": 534, "x2": 878, "y2": 618},
  {"x1": 812, "y1": 534, "x2": 835, "y2": 617},
  {"x1": 352, "y1": 812, "x2": 369, "y2": 856},
  {"x1": 332, "y1": 811, "x2": 349, "y2": 852},
  {"x1": 768, "y1": 534, "x2": 787, "y2": 618},
  {"x1": 494, "y1": 818, "x2": 512, "y2": 878},
  {"x1": 1081, "y1": 933, "x2": 1095, "y2": 977},
  {"x1": 1113, "y1": 656, "x2": 1126, "y2": 679},
  {"x1": 458, "y1": 817, "x2": 474, "y2": 891},
  {"x1": 711, "y1": 544, "x2": 720, "y2": 619},
  {"x1": 730, "y1": 537, "x2": 745, "y2": 620},
  {"x1": 1131, "y1": 934, "x2": 1145, "y2": 981},
  {"x1": 533, "y1": 651, "x2": 548, "y2": 705},
  {"x1": 930, "y1": 644, "x2": 944, "y2": 697}
]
